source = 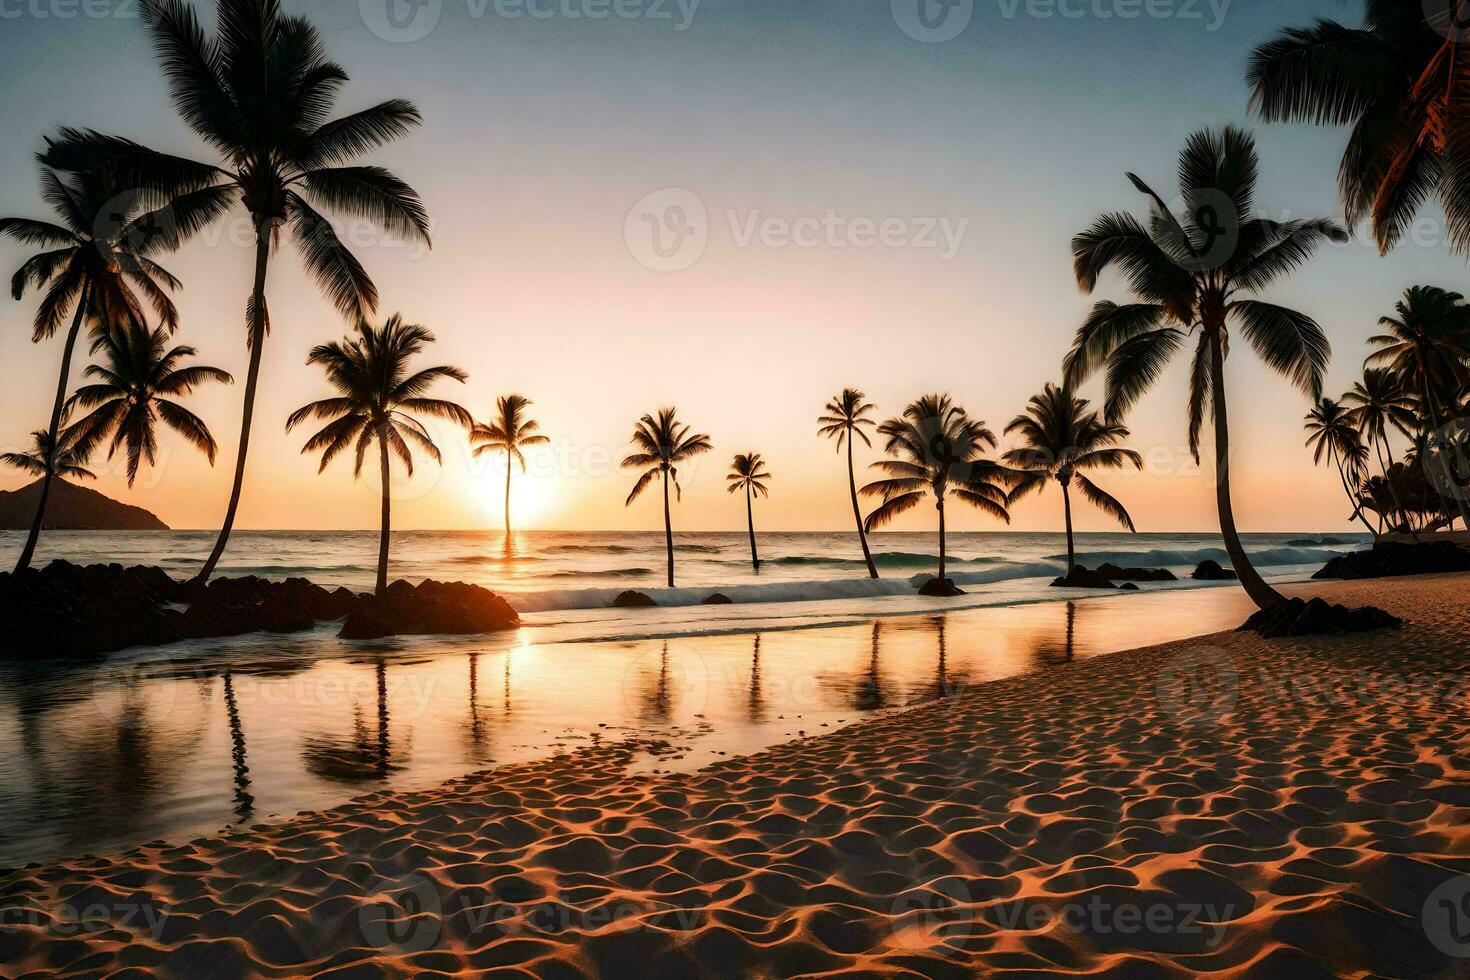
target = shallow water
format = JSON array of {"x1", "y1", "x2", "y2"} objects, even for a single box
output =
[{"x1": 0, "y1": 585, "x2": 1263, "y2": 869}]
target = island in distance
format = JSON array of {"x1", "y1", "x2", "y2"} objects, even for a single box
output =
[{"x1": 0, "y1": 479, "x2": 168, "y2": 531}]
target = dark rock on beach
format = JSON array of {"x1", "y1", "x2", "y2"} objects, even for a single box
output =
[
  {"x1": 702, "y1": 593, "x2": 733, "y2": 605},
  {"x1": 1192, "y1": 560, "x2": 1237, "y2": 581},
  {"x1": 1312, "y1": 541, "x2": 1470, "y2": 581},
  {"x1": 1237, "y1": 596, "x2": 1401, "y2": 638},
  {"x1": 1096, "y1": 563, "x2": 1177, "y2": 582},
  {"x1": 339, "y1": 579, "x2": 519, "y2": 640},
  {"x1": 918, "y1": 577, "x2": 965, "y2": 597},
  {"x1": 1050, "y1": 566, "x2": 1117, "y2": 589},
  {"x1": 613, "y1": 590, "x2": 658, "y2": 608}
]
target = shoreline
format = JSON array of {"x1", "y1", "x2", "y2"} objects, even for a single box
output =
[{"x1": 5, "y1": 573, "x2": 1467, "y2": 976}]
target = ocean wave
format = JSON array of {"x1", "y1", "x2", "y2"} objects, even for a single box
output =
[
  {"x1": 546, "y1": 567, "x2": 653, "y2": 579},
  {"x1": 501, "y1": 561, "x2": 1064, "y2": 613},
  {"x1": 447, "y1": 553, "x2": 541, "y2": 564},
  {"x1": 542, "y1": 544, "x2": 636, "y2": 555},
  {"x1": 743, "y1": 552, "x2": 1007, "y2": 569},
  {"x1": 1051, "y1": 545, "x2": 1358, "y2": 568}
]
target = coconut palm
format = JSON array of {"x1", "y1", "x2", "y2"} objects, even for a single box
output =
[
  {"x1": 860, "y1": 394, "x2": 1010, "y2": 589},
  {"x1": 726, "y1": 453, "x2": 771, "y2": 572},
  {"x1": 1002, "y1": 383, "x2": 1142, "y2": 573},
  {"x1": 1304, "y1": 398, "x2": 1378, "y2": 537},
  {"x1": 1, "y1": 427, "x2": 96, "y2": 482},
  {"x1": 1344, "y1": 367, "x2": 1419, "y2": 473},
  {"x1": 65, "y1": 323, "x2": 231, "y2": 486},
  {"x1": 1, "y1": 166, "x2": 183, "y2": 572},
  {"x1": 1247, "y1": 3, "x2": 1470, "y2": 256},
  {"x1": 621, "y1": 408, "x2": 712, "y2": 588},
  {"x1": 286, "y1": 316, "x2": 470, "y2": 595},
  {"x1": 817, "y1": 389, "x2": 880, "y2": 578},
  {"x1": 44, "y1": 0, "x2": 431, "y2": 584},
  {"x1": 470, "y1": 395, "x2": 549, "y2": 543},
  {"x1": 1065, "y1": 126, "x2": 1346, "y2": 611}
]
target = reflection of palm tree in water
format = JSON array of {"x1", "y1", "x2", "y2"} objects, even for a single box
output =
[
  {"x1": 222, "y1": 670, "x2": 254, "y2": 823},
  {"x1": 853, "y1": 621, "x2": 888, "y2": 712},
  {"x1": 930, "y1": 616, "x2": 954, "y2": 700},
  {"x1": 503, "y1": 656, "x2": 514, "y2": 720},
  {"x1": 641, "y1": 642, "x2": 674, "y2": 723},
  {"x1": 302, "y1": 658, "x2": 397, "y2": 784},
  {"x1": 747, "y1": 635, "x2": 766, "y2": 723},
  {"x1": 1030, "y1": 601, "x2": 1080, "y2": 668}
]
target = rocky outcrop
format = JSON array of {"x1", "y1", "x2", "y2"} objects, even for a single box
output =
[
  {"x1": 1237, "y1": 597, "x2": 1401, "y2": 637},
  {"x1": 1312, "y1": 541, "x2": 1470, "y2": 580},
  {"x1": 0, "y1": 478, "x2": 168, "y2": 530},
  {"x1": 1192, "y1": 560, "x2": 1237, "y2": 581},
  {"x1": 613, "y1": 590, "x2": 657, "y2": 608},
  {"x1": 1050, "y1": 566, "x2": 1117, "y2": 589},
  {"x1": 702, "y1": 593, "x2": 732, "y2": 605},
  {"x1": 918, "y1": 577, "x2": 965, "y2": 597},
  {"x1": 338, "y1": 580, "x2": 519, "y2": 640},
  {"x1": 1051, "y1": 563, "x2": 1177, "y2": 589}
]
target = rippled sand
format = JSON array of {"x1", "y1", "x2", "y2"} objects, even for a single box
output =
[{"x1": 3, "y1": 574, "x2": 1468, "y2": 978}]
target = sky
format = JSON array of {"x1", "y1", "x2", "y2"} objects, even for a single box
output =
[{"x1": 0, "y1": 0, "x2": 1463, "y2": 534}]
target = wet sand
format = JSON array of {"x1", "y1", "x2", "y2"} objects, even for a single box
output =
[{"x1": 3, "y1": 574, "x2": 1468, "y2": 978}]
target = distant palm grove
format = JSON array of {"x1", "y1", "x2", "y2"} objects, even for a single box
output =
[{"x1": 2, "y1": 0, "x2": 1469, "y2": 609}]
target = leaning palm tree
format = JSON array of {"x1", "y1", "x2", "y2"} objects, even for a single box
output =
[
  {"x1": 1304, "y1": 398, "x2": 1378, "y2": 537},
  {"x1": 45, "y1": 0, "x2": 431, "y2": 584},
  {"x1": 621, "y1": 408, "x2": 712, "y2": 588},
  {"x1": 1, "y1": 427, "x2": 96, "y2": 482},
  {"x1": 470, "y1": 395, "x2": 549, "y2": 542},
  {"x1": 860, "y1": 394, "x2": 1010, "y2": 590},
  {"x1": 1, "y1": 166, "x2": 182, "y2": 572},
  {"x1": 287, "y1": 316, "x2": 470, "y2": 596},
  {"x1": 818, "y1": 389, "x2": 880, "y2": 578},
  {"x1": 726, "y1": 453, "x2": 771, "y2": 572},
  {"x1": 65, "y1": 323, "x2": 232, "y2": 486},
  {"x1": 1065, "y1": 126, "x2": 1346, "y2": 611},
  {"x1": 1002, "y1": 383, "x2": 1142, "y2": 573},
  {"x1": 1247, "y1": 3, "x2": 1470, "y2": 256}
]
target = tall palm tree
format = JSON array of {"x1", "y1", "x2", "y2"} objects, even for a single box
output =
[
  {"x1": 1304, "y1": 397, "x2": 1378, "y2": 537},
  {"x1": 65, "y1": 324, "x2": 231, "y2": 486},
  {"x1": 1, "y1": 166, "x2": 182, "y2": 572},
  {"x1": 1, "y1": 427, "x2": 96, "y2": 482},
  {"x1": 287, "y1": 316, "x2": 470, "y2": 595},
  {"x1": 1247, "y1": 3, "x2": 1470, "y2": 256},
  {"x1": 860, "y1": 394, "x2": 1010, "y2": 588},
  {"x1": 1344, "y1": 367, "x2": 1418, "y2": 473},
  {"x1": 1002, "y1": 383, "x2": 1142, "y2": 572},
  {"x1": 1065, "y1": 126, "x2": 1346, "y2": 611},
  {"x1": 726, "y1": 453, "x2": 771, "y2": 572},
  {"x1": 621, "y1": 408, "x2": 712, "y2": 588},
  {"x1": 817, "y1": 389, "x2": 879, "y2": 578},
  {"x1": 45, "y1": 0, "x2": 431, "y2": 584},
  {"x1": 469, "y1": 395, "x2": 549, "y2": 542}
]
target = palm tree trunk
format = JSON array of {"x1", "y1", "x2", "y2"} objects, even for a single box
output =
[
  {"x1": 1331, "y1": 448, "x2": 1377, "y2": 537},
  {"x1": 14, "y1": 280, "x2": 91, "y2": 574},
  {"x1": 195, "y1": 231, "x2": 272, "y2": 585},
  {"x1": 745, "y1": 483, "x2": 759, "y2": 571},
  {"x1": 662, "y1": 468, "x2": 674, "y2": 588},
  {"x1": 504, "y1": 462, "x2": 512, "y2": 544},
  {"x1": 1207, "y1": 331, "x2": 1285, "y2": 611},
  {"x1": 847, "y1": 436, "x2": 878, "y2": 578},
  {"x1": 1060, "y1": 478, "x2": 1076, "y2": 571},
  {"x1": 936, "y1": 498, "x2": 947, "y2": 582},
  {"x1": 377, "y1": 435, "x2": 391, "y2": 597}
]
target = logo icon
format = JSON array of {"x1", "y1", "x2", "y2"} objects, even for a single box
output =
[
  {"x1": 624, "y1": 188, "x2": 708, "y2": 272},
  {"x1": 359, "y1": 873, "x2": 443, "y2": 952},
  {"x1": 891, "y1": 0, "x2": 973, "y2": 43},
  {"x1": 1425, "y1": 0, "x2": 1470, "y2": 43},
  {"x1": 1422, "y1": 419, "x2": 1470, "y2": 504},
  {"x1": 1423, "y1": 875, "x2": 1470, "y2": 958},
  {"x1": 1155, "y1": 645, "x2": 1238, "y2": 728},
  {"x1": 359, "y1": 0, "x2": 442, "y2": 43}
]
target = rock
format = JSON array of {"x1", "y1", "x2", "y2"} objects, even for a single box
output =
[
  {"x1": 917, "y1": 577, "x2": 965, "y2": 597},
  {"x1": 613, "y1": 590, "x2": 657, "y2": 608},
  {"x1": 1119, "y1": 582, "x2": 1140, "y2": 591},
  {"x1": 0, "y1": 561, "x2": 185, "y2": 657},
  {"x1": 338, "y1": 579, "x2": 519, "y2": 640},
  {"x1": 1096, "y1": 562, "x2": 1177, "y2": 582},
  {"x1": 1193, "y1": 560, "x2": 1237, "y2": 581},
  {"x1": 1312, "y1": 541, "x2": 1470, "y2": 580},
  {"x1": 1050, "y1": 565, "x2": 1118, "y2": 589},
  {"x1": 702, "y1": 593, "x2": 732, "y2": 605},
  {"x1": 1237, "y1": 596, "x2": 1402, "y2": 637},
  {"x1": 175, "y1": 596, "x2": 258, "y2": 640}
]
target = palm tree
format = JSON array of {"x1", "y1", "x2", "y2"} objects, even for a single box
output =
[
  {"x1": 65, "y1": 324, "x2": 232, "y2": 486},
  {"x1": 470, "y1": 395, "x2": 549, "y2": 543},
  {"x1": 286, "y1": 316, "x2": 470, "y2": 595},
  {"x1": 1344, "y1": 367, "x2": 1418, "y2": 473},
  {"x1": 1304, "y1": 398, "x2": 1378, "y2": 537},
  {"x1": 1247, "y1": 3, "x2": 1470, "y2": 256},
  {"x1": 45, "y1": 0, "x2": 431, "y2": 584},
  {"x1": 1, "y1": 166, "x2": 182, "y2": 572},
  {"x1": 860, "y1": 394, "x2": 1010, "y2": 589},
  {"x1": 817, "y1": 388, "x2": 880, "y2": 578},
  {"x1": 726, "y1": 453, "x2": 771, "y2": 572},
  {"x1": 1367, "y1": 286, "x2": 1470, "y2": 525},
  {"x1": 621, "y1": 408, "x2": 712, "y2": 588},
  {"x1": 1002, "y1": 383, "x2": 1142, "y2": 572},
  {"x1": 1065, "y1": 126, "x2": 1346, "y2": 611},
  {"x1": 1, "y1": 427, "x2": 96, "y2": 482}
]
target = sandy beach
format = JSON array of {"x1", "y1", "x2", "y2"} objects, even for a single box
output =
[{"x1": 3, "y1": 573, "x2": 1468, "y2": 979}]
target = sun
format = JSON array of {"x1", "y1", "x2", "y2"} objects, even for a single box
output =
[{"x1": 473, "y1": 458, "x2": 559, "y2": 530}]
